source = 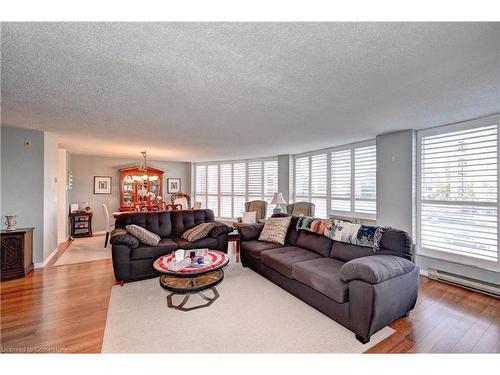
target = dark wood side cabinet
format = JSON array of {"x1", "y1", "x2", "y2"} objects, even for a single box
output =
[
  {"x1": 1, "y1": 228, "x2": 34, "y2": 281},
  {"x1": 69, "y1": 212, "x2": 93, "y2": 238}
]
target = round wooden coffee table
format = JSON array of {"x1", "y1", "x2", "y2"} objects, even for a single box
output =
[{"x1": 153, "y1": 250, "x2": 229, "y2": 311}]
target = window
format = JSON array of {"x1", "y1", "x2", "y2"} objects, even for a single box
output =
[
  {"x1": 417, "y1": 117, "x2": 499, "y2": 270},
  {"x1": 294, "y1": 141, "x2": 376, "y2": 219},
  {"x1": 194, "y1": 158, "x2": 278, "y2": 219}
]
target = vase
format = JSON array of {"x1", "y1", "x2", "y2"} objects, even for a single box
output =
[{"x1": 4, "y1": 215, "x2": 17, "y2": 231}]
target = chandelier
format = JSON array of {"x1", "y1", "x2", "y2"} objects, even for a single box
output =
[{"x1": 130, "y1": 151, "x2": 158, "y2": 182}]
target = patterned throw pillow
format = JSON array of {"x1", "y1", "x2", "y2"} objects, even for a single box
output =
[
  {"x1": 259, "y1": 216, "x2": 292, "y2": 245},
  {"x1": 181, "y1": 222, "x2": 216, "y2": 242},
  {"x1": 125, "y1": 224, "x2": 161, "y2": 246}
]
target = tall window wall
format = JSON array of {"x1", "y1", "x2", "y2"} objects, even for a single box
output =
[
  {"x1": 294, "y1": 141, "x2": 377, "y2": 219},
  {"x1": 194, "y1": 158, "x2": 278, "y2": 219},
  {"x1": 417, "y1": 116, "x2": 499, "y2": 270}
]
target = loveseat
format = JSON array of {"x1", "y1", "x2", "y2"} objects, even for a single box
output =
[
  {"x1": 239, "y1": 215, "x2": 420, "y2": 344},
  {"x1": 110, "y1": 209, "x2": 230, "y2": 282}
]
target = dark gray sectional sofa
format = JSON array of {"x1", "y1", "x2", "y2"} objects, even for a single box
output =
[
  {"x1": 239, "y1": 215, "x2": 420, "y2": 344},
  {"x1": 110, "y1": 209, "x2": 230, "y2": 282}
]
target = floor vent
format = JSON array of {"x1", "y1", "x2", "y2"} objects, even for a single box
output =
[{"x1": 428, "y1": 268, "x2": 500, "y2": 298}]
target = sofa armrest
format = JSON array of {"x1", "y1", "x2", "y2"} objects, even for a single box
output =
[
  {"x1": 238, "y1": 223, "x2": 265, "y2": 241},
  {"x1": 110, "y1": 228, "x2": 139, "y2": 249},
  {"x1": 340, "y1": 255, "x2": 416, "y2": 284},
  {"x1": 209, "y1": 221, "x2": 232, "y2": 238}
]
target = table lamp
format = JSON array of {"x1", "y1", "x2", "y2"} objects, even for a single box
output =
[{"x1": 271, "y1": 192, "x2": 287, "y2": 214}]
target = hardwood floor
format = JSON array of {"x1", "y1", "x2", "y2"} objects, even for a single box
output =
[{"x1": 1, "y1": 241, "x2": 498, "y2": 353}]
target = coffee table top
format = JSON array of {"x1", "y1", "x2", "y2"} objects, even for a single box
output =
[{"x1": 153, "y1": 249, "x2": 229, "y2": 276}]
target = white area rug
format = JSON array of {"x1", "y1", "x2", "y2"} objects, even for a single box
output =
[
  {"x1": 54, "y1": 235, "x2": 111, "y2": 266},
  {"x1": 102, "y1": 265, "x2": 394, "y2": 353}
]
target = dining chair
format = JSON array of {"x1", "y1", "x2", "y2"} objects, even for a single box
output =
[{"x1": 102, "y1": 203, "x2": 114, "y2": 247}]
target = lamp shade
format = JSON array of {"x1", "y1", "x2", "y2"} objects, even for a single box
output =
[{"x1": 270, "y1": 192, "x2": 287, "y2": 205}]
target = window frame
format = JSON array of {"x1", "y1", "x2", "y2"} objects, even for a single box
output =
[
  {"x1": 194, "y1": 157, "x2": 278, "y2": 220},
  {"x1": 293, "y1": 139, "x2": 376, "y2": 220},
  {"x1": 416, "y1": 115, "x2": 500, "y2": 272}
]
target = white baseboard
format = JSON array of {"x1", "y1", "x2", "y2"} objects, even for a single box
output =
[
  {"x1": 419, "y1": 268, "x2": 429, "y2": 277},
  {"x1": 34, "y1": 247, "x2": 58, "y2": 268},
  {"x1": 93, "y1": 230, "x2": 106, "y2": 235}
]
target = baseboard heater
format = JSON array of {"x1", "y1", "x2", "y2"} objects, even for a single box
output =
[{"x1": 427, "y1": 268, "x2": 500, "y2": 298}]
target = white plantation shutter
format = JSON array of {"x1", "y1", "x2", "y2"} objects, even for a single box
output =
[
  {"x1": 195, "y1": 165, "x2": 207, "y2": 208},
  {"x1": 294, "y1": 142, "x2": 376, "y2": 219},
  {"x1": 311, "y1": 154, "x2": 327, "y2": 218},
  {"x1": 193, "y1": 158, "x2": 278, "y2": 220},
  {"x1": 354, "y1": 145, "x2": 376, "y2": 216},
  {"x1": 206, "y1": 164, "x2": 219, "y2": 217},
  {"x1": 331, "y1": 149, "x2": 351, "y2": 212},
  {"x1": 418, "y1": 121, "x2": 499, "y2": 267},
  {"x1": 264, "y1": 160, "x2": 278, "y2": 217},
  {"x1": 248, "y1": 161, "x2": 263, "y2": 196},
  {"x1": 233, "y1": 162, "x2": 246, "y2": 217},
  {"x1": 295, "y1": 156, "x2": 310, "y2": 201},
  {"x1": 220, "y1": 163, "x2": 232, "y2": 218}
]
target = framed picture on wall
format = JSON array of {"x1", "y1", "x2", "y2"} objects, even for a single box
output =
[
  {"x1": 94, "y1": 176, "x2": 112, "y2": 194},
  {"x1": 167, "y1": 178, "x2": 181, "y2": 193}
]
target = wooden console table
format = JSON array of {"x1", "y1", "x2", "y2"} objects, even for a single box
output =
[{"x1": 1, "y1": 228, "x2": 34, "y2": 281}]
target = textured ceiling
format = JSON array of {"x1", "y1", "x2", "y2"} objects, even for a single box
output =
[{"x1": 1, "y1": 22, "x2": 499, "y2": 162}]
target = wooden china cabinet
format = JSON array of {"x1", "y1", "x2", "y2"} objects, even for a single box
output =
[{"x1": 119, "y1": 166, "x2": 164, "y2": 211}]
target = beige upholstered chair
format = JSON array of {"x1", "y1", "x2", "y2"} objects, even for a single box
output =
[
  {"x1": 286, "y1": 202, "x2": 315, "y2": 217},
  {"x1": 233, "y1": 200, "x2": 268, "y2": 227},
  {"x1": 245, "y1": 200, "x2": 268, "y2": 223}
]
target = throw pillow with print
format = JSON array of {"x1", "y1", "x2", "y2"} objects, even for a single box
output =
[
  {"x1": 259, "y1": 216, "x2": 292, "y2": 245},
  {"x1": 125, "y1": 224, "x2": 161, "y2": 246},
  {"x1": 181, "y1": 222, "x2": 216, "y2": 242}
]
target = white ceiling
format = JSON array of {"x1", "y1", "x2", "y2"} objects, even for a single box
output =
[{"x1": 1, "y1": 22, "x2": 499, "y2": 162}]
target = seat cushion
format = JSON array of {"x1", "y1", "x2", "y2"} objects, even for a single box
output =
[
  {"x1": 292, "y1": 258, "x2": 349, "y2": 303},
  {"x1": 158, "y1": 238, "x2": 179, "y2": 252},
  {"x1": 240, "y1": 240, "x2": 283, "y2": 259},
  {"x1": 260, "y1": 247, "x2": 321, "y2": 279},
  {"x1": 174, "y1": 237, "x2": 218, "y2": 250},
  {"x1": 130, "y1": 243, "x2": 177, "y2": 261}
]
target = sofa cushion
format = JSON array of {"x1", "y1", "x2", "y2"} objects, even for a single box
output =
[
  {"x1": 259, "y1": 216, "x2": 292, "y2": 245},
  {"x1": 115, "y1": 211, "x2": 172, "y2": 237},
  {"x1": 209, "y1": 222, "x2": 232, "y2": 238},
  {"x1": 238, "y1": 223, "x2": 265, "y2": 241},
  {"x1": 174, "y1": 237, "x2": 218, "y2": 250},
  {"x1": 292, "y1": 258, "x2": 349, "y2": 303},
  {"x1": 181, "y1": 222, "x2": 216, "y2": 242},
  {"x1": 295, "y1": 231, "x2": 333, "y2": 257},
  {"x1": 126, "y1": 224, "x2": 161, "y2": 246},
  {"x1": 240, "y1": 240, "x2": 283, "y2": 259},
  {"x1": 329, "y1": 240, "x2": 375, "y2": 262},
  {"x1": 260, "y1": 247, "x2": 321, "y2": 279}
]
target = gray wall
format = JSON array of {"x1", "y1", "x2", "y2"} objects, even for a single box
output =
[
  {"x1": 43, "y1": 132, "x2": 59, "y2": 260},
  {"x1": 278, "y1": 155, "x2": 292, "y2": 204},
  {"x1": 1, "y1": 127, "x2": 45, "y2": 263},
  {"x1": 376, "y1": 130, "x2": 416, "y2": 235},
  {"x1": 68, "y1": 154, "x2": 191, "y2": 232}
]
